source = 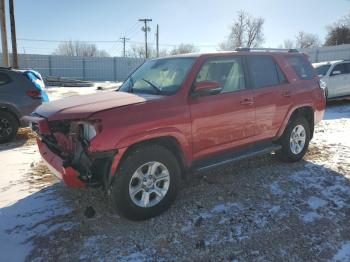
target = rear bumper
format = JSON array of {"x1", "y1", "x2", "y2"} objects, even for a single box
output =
[{"x1": 37, "y1": 138, "x2": 85, "y2": 188}]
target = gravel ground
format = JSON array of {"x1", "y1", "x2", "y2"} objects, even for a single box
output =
[{"x1": 2, "y1": 100, "x2": 350, "y2": 262}]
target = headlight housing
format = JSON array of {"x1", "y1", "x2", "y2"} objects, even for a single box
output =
[
  {"x1": 78, "y1": 120, "x2": 102, "y2": 141},
  {"x1": 319, "y1": 79, "x2": 327, "y2": 90}
]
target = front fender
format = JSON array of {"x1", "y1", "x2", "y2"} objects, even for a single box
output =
[{"x1": 106, "y1": 127, "x2": 192, "y2": 181}]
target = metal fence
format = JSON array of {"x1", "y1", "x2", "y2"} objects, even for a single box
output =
[
  {"x1": 1, "y1": 44, "x2": 349, "y2": 80},
  {"x1": 0, "y1": 54, "x2": 144, "y2": 82},
  {"x1": 301, "y1": 44, "x2": 350, "y2": 63}
]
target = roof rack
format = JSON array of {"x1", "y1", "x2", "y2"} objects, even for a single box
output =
[{"x1": 235, "y1": 47, "x2": 298, "y2": 53}]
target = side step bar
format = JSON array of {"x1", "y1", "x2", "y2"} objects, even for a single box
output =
[{"x1": 193, "y1": 143, "x2": 282, "y2": 174}]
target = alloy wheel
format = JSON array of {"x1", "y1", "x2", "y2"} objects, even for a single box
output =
[
  {"x1": 129, "y1": 161, "x2": 170, "y2": 208},
  {"x1": 290, "y1": 124, "x2": 306, "y2": 155}
]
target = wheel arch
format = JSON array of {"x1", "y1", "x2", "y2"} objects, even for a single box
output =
[
  {"x1": 0, "y1": 103, "x2": 20, "y2": 125},
  {"x1": 277, "y1": 105, "x2": 315, "y2": 140},
  {"x1": 108, "y1": 135, "x2": 190, "y2": 188}
]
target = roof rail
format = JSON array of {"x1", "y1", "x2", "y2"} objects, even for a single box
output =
[{"x1": 235, "y1": 47, "x2": 298, "y2": 53}]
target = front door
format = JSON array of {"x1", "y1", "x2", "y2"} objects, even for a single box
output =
[
  {"x1": 328, "y1": 62, "x2": 350, "y2": 97},
  {"x1": 189, "y1": 56, "x2": 255, "y2": 160}
]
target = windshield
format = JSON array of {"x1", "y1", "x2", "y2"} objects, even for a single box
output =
[
  {"x1": 314, "y1": 64, "x2": 331, "y2": 77},
  {"x1": 119, "y1": 57, "x2": 195, "y2": 95}
]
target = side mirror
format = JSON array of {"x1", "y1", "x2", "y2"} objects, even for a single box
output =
[
  {"x1": 331, "y1": 70, "x2": 341, "y2": 76},
  {"x1": 192, "y1": 81, "x2": 222, "y2": 97}
]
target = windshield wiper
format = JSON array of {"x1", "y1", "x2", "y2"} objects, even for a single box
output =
[{"x1": 142, "y1": 78, "x2": 161, "y2": 94}]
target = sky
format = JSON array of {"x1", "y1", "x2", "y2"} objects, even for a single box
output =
[{"x1": 5, "y1": 0, "x2": 350, "y2": 56}]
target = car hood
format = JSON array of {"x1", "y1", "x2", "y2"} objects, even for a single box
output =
[{"x1": 35, "y1": 91, "x2": 161, "y2": 120}]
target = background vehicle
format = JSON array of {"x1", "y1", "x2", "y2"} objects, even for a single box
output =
[
  {"x1": 313, "y1": 60, "x2": 350, "y2": 100},
  {"x1": 0, "y1": 67, "x2": 47, "y2": 143},
  {"x1": 28, "y1": 48, "x2": 326, "y2": 220}
]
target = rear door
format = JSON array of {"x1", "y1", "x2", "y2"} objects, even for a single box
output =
[
  {"x1": 189, "y1": 56, "x2": 255, "y2": 160},
  {"x1": 247, "y1": 55, "x2": 291, "y2": 140}
]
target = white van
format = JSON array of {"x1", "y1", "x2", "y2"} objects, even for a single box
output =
[{"x1": 313, "y1": 60, "x2": 350, "y2": 100}]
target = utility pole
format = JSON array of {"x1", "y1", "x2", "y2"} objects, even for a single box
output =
[
  {"x1": 120, "y1": 36, "x2": 129, "y2": 57},
  {"x1": 139, "y1": 18, "x2": 152, "y2": 58},
  {"x1": 9, "y1": 0, "x2": 18, "y2": 68},
  {"x1": 0, "y1": 0, "x2": 9, "y2": 67},
  {"x1": 156, "y1": 24, "x2": 159, "y2": 58}
]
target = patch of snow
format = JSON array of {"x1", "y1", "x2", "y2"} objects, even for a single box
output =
[
  {"x1": 332, "y1": 241, "x2": 350, "y2": 262},
  {"x1": 46, "y1": 82, "x2": 122, "y2": 101},
  {"x1": 301, "y1": 211, "x2": 321, "y2": 223},
  {"x1": 269, "y1": 181, "x2": 284, "y2": 196},
  {"x1": 307, "y1": 196, "x2": 328, "y2": 210},
  {"x1": 0, "y1": 144, "x2": 73, "y2": 261}
]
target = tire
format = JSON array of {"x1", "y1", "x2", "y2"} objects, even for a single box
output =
[
  {"x1": 277, "y1": 116, "x2": 310, "y2": 162},
  {"x1": 110, "y1": 144, "x2": 181, "y2": 220},
  {"x1": 0, "y1": 111, "x2": 19, "y2": 144}
]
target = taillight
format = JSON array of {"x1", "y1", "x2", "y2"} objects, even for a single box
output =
[{"x1": 26, "y1": 90, "x2": 42, "y2": 99}]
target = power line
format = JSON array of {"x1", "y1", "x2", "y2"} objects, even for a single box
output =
[{"x1": 15, "y1": 37, "x2": 219, "y2": 48}]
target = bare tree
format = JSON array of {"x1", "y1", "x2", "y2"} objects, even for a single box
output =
[
  {"x1": 283, "y1": 39, "x2": 295, "y2": 49},
  {"x1": 170, "y1": 43, "x2": 198, "y2": 55},
  {"x1": 127, "y1": 45, "x2": 168, "y2": 58},
  {"x1": 53, "y1": 40, "x2": 110, "y2": 57},
  {"x1": 219, "y1": 10, "x2": 264, "y2": 50},
  {"x1": 295, "y1": 31, "x2": 321, "y2": 48}
]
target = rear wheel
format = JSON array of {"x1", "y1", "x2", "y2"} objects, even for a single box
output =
[
  {"x1": 110, "y1": 144, "x2": 181, "y2": 220},
  {"x1": 277, "y1": 116, "x2": 310, "y2": 162},
  {"x1": 0, "y1": 111, "x2": 19, "y2": 144}
]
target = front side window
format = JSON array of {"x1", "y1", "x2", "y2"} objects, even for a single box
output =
[
  {"x1": 314, "y1": 64, "x2": 331, "y2": 77},
  {"x1": 331, "y1": 63, "x2": 349, "y2": 76},
  {"x1": 119, "y1": 57, "x2": 195, "y2": 95},
  {"x1": 286, "y1": 55, "x2": 314, "y2": 80},
  {"x1": 195, "y1": 57, "x2": 245, "y2": 93},
  {"x1": 247, "y1": 56, "x2": 281, "y2": 88}
]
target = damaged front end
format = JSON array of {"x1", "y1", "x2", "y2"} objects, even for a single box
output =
[{"x1": 28, "y1": 114, "x2": 116, "y2": 188}]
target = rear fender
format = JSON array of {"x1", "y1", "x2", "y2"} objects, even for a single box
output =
[{"x1": 276, "y1": 104, "x2": 314, "y2": 139}]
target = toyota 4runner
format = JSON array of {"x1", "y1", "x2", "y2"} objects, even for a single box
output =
[{"x1": 26, "y1": 48, "x2": 326, "y2": 220}]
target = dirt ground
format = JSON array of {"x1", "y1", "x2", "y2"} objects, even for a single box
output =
[{"x1": 1, "y1": 100, "x2": 350, "y2": 262}]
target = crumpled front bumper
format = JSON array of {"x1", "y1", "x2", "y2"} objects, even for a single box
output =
[{"x1": 37, "y1": 138, "x2": 85, "y2": 188}]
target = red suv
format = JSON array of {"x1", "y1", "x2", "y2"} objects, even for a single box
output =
[{"x1": 27, "y1": 48, "x2": 326, "y2": 220}]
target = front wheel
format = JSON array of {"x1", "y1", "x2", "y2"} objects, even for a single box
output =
[
  {"x1": 277, "y1": 116, "x2": 311, "y2": 162},
  {"x1": 110, "y1": 144, "x2": 181, "y2": 220}
]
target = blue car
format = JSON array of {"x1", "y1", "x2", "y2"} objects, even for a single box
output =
[{"x1": 24, "y1": 70, "x2": 49, "y2": 102}]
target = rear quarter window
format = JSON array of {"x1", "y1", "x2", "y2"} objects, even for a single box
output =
[{"x1": 286, "y1": 55, "x2": 314, "y2": 80}]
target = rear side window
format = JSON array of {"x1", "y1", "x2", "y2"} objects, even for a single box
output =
[
  {"x1": 286, "y1": 55, "x2": 314, "y2": 80},
  {"x1": 247, "y1": 56, "x2": 285, "y2": 88},
  {"x1": 0, "y1": 72, "x2": 12, "y2": 85}
]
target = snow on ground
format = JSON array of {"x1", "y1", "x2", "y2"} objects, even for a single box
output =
[
  {"x1": 0, "y1": 94, "x2": 349, "y2": 261},
  {"x1": 45, "y1": 81, "x2": 121, "y2": 101}
]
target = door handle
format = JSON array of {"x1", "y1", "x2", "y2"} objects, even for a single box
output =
[
  {"x1": 282, "y1": 91, "x2": 291, "y2": 97},
  {"x1": 240, "y1": 98, "x2": 255, "y2": 105}
]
